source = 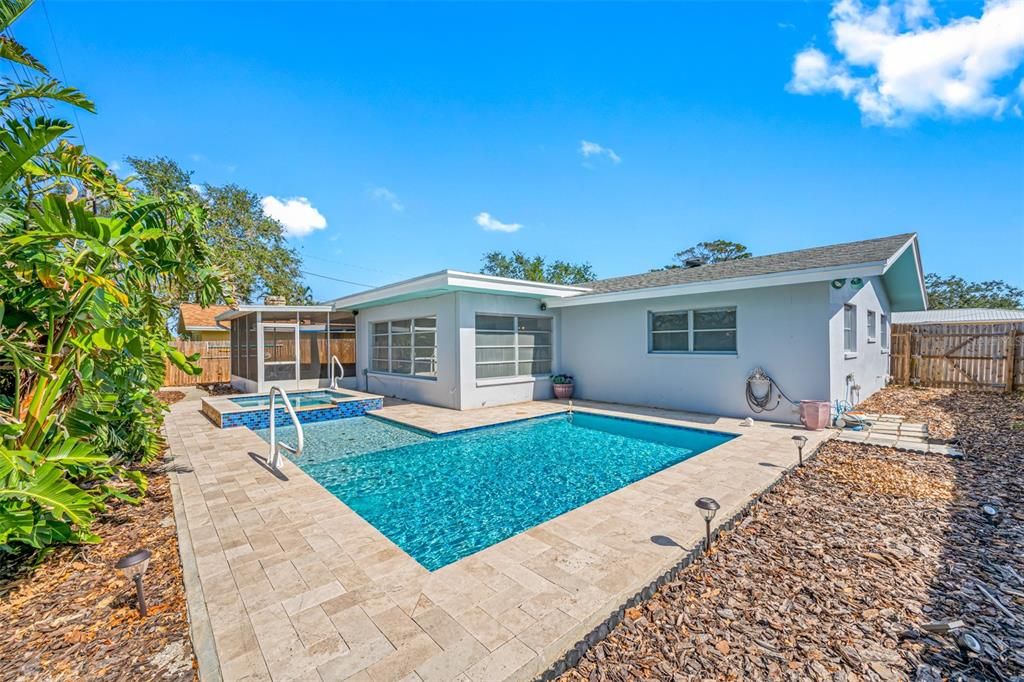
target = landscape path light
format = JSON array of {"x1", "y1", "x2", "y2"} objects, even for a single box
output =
[
  {"x1": 695, "y1": 497, "x2": 720, "y2": 554},
  {"x1": 792, "y1": 435, "x2": 808, "y2": 467},
  {"x1": 115, "y1": 548, "x2": 152, "y2": 616},
  {"x1": 981, "y1": 503, "x2": 1000, "y2": 525}
]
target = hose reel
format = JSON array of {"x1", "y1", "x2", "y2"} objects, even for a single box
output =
[{"x1": 745, "y1": 367, "x2": 797, "y2": 413}]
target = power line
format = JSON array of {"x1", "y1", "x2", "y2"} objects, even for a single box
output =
[
  {"x1": 299, "y1": 269, "x2": 376, "y2": 289},
  {"x1": 39, "y1": 0, "x2": 85, "y2": 148}
]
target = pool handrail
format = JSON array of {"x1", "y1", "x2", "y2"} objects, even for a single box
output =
[
  {"x1": 329, "y1": 355, "x2": 344, "y2": 390},
  {"x1": 268, "y1": 386, "x2": 304, "y2": 470}
]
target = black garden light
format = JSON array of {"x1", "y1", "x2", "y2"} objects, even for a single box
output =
[
  {"x1": 956, "y1": 630, "x2": 983, "y2": 660},
  {"x1": 115, "y1": 548, "x2": 152, "y2": 616},
  {"x1": 792, "y1": 434, "x2": 808, "y2": 467},
  {"x1": 695, "y1": 497, "x2": 720, "y2": 553},
  {"x1": 981, "y1": 503, "x2": 1001, "y2": 525}
]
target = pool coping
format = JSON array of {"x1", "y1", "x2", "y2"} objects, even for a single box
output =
[{"x1": 165, "y1": 398, "x2": 834, "y2": 682}]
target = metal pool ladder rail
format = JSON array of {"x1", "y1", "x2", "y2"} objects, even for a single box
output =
[
  {"x1": 330, "y1": 355, "x2": 344, "y2": 390},
  {"x1": 268, "y1": 386, "x2": 304, "y2": 470}
]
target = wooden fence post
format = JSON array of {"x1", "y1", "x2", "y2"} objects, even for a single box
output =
[{"x1": 1006, "y1": 329, "x2": 1017, "y2": 394}]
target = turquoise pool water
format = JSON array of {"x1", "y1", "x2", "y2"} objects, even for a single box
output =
[
  {"x1": 258, "y1": 413, "x2": 734, "y2": 570},
  {"x1": 230, "y1": 390, "x2": 350, "y2": 409}
]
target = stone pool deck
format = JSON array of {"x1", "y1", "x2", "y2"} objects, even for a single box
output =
[{"x1": 165, "y1": 399, "x2": 832, "y2": 682}]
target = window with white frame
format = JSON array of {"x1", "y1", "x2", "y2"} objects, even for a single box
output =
[
  {"x1": 843, "y1": 304, "x2": 857, "y2": 352},
  {"x1": 880, "y1": 314, "x2": 889, "y2": 350},
  {"x1": 867, "y1": 310, "x2": 877, "y2": 343},
  {"x1": 649, "y1": 308, "x2": 737, "y2": 354},
  {"x1": 475, "y1": 314, "x2": 552, "y2": 379},
  {"x1": 370, "y1": 317, "x2": 437, "y2": 377}
]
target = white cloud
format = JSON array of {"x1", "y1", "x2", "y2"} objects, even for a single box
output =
[
  {"x1": 788, "y1": 0, "x2": 1024, "y2": 126},
  {"x1": 579, "y1": 139, "x2": 621, "y2": 164},
  {"x1": 261, "y1": 196, "x2": 328, "y2": 237},
  {"x1": 368, "y1": 186, "x2": 404, "y2": 211},
  {"x1": 475, "y1": 211, "x2": 522, "y2": 233}
]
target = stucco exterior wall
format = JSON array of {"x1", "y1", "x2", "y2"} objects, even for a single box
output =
[
  {"x1": 354, "y1": 294, "x2": 460, "y2": 409},
  {"x1": 827, "y1": 276, "x2": 892, "y2": 407},
  {"x1": 557, "y1": 282, "x2": 832, "y2": 423},
  {"x1": 454, "y1": 292, "x2": 559, "y2": 410}
]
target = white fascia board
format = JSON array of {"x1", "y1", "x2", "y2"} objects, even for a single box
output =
[
  {"x1": 183, "y1": 325, "x2": 226, "y2": 332},
  {"x1": 543, "y1": 261, "x2": 888, "y2": 308},
  {"x1": 214, "y1": 304, "x2": 333, "y2": 322},
  {"x1": 329, "y1": 269, "x2": 591, "y2": 310}
]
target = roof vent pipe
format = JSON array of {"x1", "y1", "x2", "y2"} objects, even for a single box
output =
[{"x1": 683, "y1": 257, "x2": 704, "y2": 268}]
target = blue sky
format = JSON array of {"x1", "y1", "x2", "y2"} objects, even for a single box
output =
[{"x1": 15, "y1": 1, "x2": 1024, "y2": 301}]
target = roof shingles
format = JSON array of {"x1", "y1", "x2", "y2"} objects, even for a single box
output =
[
  {"x1": 179, "y1": 303, "x2": 233, "y2": 330},
  {"x1": 582, "y1": 233, "x2": 915, "y2": 295}
]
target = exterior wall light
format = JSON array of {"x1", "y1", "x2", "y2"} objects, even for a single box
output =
[
  {"x1": 695, "y1": 497, "x2": 720, "y2": 553},
  {"x1": 115, "y1": 548, "x2": 152, "y2": 616},
  {"x1": 792, "y1": 435, "x2": 808, "y2": 467}
]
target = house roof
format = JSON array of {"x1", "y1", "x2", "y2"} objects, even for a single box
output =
[
  {"x1": 179, "y1": 303, "x2": 233, "y2": 331},
  {"x1": 583, "y1": 233, "x2": 916, "y2": 294},
  {"x1": 892, "y1": 308, "x2": 1024, "y2": 325},
  {"x1": 548, "y1": 232, "x2": 927, "y2": 312},
  {"x1": 327, "y1": 270, "x2": 589, "y2": 311}
]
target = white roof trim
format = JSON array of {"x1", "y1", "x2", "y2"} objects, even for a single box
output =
[
  {"x1": 328, "y1": 269, "x2": 590, "y2": 310},
  {"x1": 544, "y1": 261, "x2": 890, "y2": 308},
  {"x1": 183, "y1": 325, "x2": 227, "y2": 332},
  {"x1": 215, "y1": 304, "x2": 334, "y2": 322}
]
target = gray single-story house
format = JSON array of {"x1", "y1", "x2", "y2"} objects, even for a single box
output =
[{"x1": 218, "y1": 233, "x2": 927, "y2": 423}]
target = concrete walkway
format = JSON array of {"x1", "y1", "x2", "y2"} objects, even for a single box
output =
[{"x1": 165, "y1": 399, "x2": 831, "y2": 682}]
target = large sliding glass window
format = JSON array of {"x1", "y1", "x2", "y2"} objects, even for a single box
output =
[
  {"x1": 370, "y1": 317, "x2": 437, "y2": 377},
  {"x1": 475, "y1": 314, "x2": 552, "y2": 379},
  {"x1": 649, "y1": 308, "x2": 737, "y2": 354}
]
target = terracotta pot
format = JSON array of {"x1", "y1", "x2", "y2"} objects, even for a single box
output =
[{"x1": 553, "y1": 382, "x2": 574, "y2": 400}]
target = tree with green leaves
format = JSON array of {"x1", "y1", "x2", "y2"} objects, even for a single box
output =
[
  {"x1": 0, "y1": 0, "x2": 228, "y2": 555},
  {"x1": 925, "y1": 274, "x2": 1024, "y2": 310},
  {"x1": 661, "y1": 240, "x2": 752, "y2": 269},
  {"x1": 127, "y1": 156, "x2": 310, "y2": 304},
  {"x1": 481, "y1": 251, "x2": 595, "y2": 285}
]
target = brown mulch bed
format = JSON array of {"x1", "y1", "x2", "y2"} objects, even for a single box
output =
[
  {"x1": 560, "y1": 389, "x2": 1024, "y2": 681},
  {"x1": 155, "y1": 390, "x2": 186, "y2": 406},
  {"x1": 856, "y1": 386, "x2": 959, "y2": 440},
  {"x1": 197, "y1": 382, "x2": 238, "y2": 396},
  {"x1": 0, "y1": 468, "x2": 196, "y2": 681}
]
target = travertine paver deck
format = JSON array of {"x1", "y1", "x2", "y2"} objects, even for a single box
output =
[{"x1": 165, "y1": 399, "x2": 832, "y2": 682}]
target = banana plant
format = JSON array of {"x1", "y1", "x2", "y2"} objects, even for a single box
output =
[{"x1": 0, "y1": 0, "x2": 228, "y2": 555}]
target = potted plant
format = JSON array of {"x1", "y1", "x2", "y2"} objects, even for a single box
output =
[{"x1": 551, "y1": 374, "x2": 574, "y2": 400}]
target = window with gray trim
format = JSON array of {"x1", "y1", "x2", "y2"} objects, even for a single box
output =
[
  {"x1": 649, "y1": 308, "x2": 736, "y2": 353},
  {"x1": 475, "y1": 314, "x2": 552, "y2": 379},
  {"x1": 370, "y1": 317, "x2": 437, "y2": 377}
]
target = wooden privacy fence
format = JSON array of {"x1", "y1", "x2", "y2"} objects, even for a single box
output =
[
  {"x1": 890, "y1": 321, "x2": 1023, "y2": 392},
  {"x1": 163, "y1": 340, "x2": 231, "y2": 387}
]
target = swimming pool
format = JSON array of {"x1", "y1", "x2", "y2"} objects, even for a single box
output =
[
  {"x1": 230, "y1": 390, "x2": 351, "y2": 409},
  {"x1": 258, "y1": 412, "x2": 734, "y2": 570}
]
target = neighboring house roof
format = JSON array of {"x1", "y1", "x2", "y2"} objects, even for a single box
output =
[
  {"x1": 548, "y1": 233, "x2": 926, "y2": 312},
  {"x1": 892, "y1": 308, "x2": 1024, "y2": 325},
  {"x1": 179, "y1": 303, "x2": 233, "y2": 331}
]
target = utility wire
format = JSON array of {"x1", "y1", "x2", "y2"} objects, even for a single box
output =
[
  {"x1": 39, "y1": 0, "x2": 86, "y2": 147},
  {"x1": 299, "y1": 269, "x2": 376, "y2": 289}
]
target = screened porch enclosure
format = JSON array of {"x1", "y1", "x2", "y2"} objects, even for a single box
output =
[{"x1": 226, "y1": 307, "x2": 356, "y2": 393}]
